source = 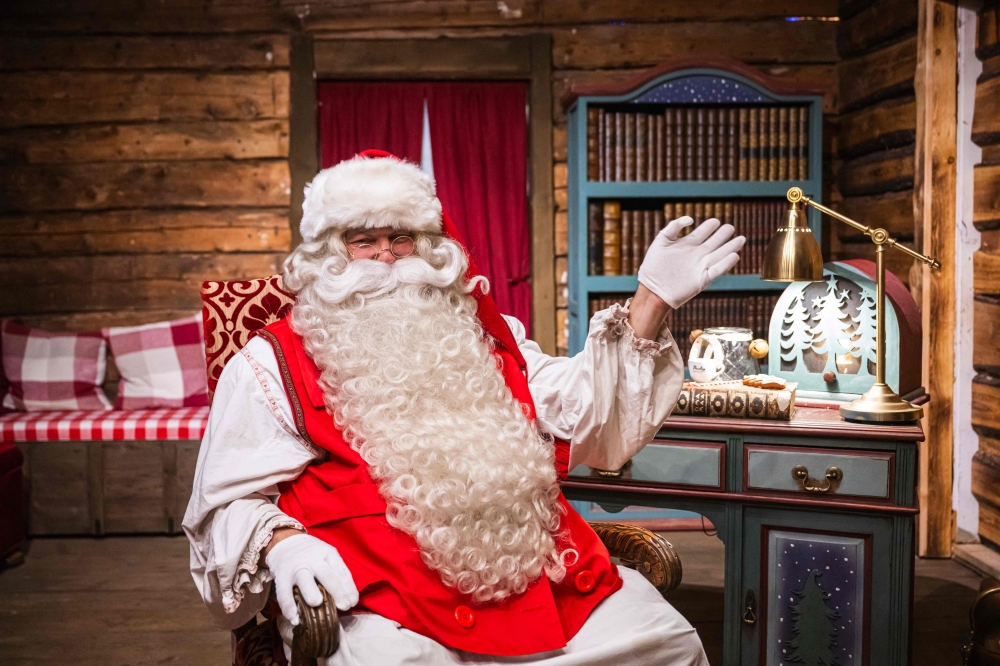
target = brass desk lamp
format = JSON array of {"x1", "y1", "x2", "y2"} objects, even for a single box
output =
[{"x1": 761, "y1": 187, "x2": 941, "y2": 423}]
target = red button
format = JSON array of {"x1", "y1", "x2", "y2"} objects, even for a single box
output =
[
  {"x1": 454, "y1": 605, "x2": 475, "y2": 629},
  {"x1": 575, "y1": 570, "x2": 596, "y2": 593}
]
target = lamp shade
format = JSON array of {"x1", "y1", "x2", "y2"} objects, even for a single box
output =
[{"x1": 761, "y1": 205, "x2": 823, "y2": 282}]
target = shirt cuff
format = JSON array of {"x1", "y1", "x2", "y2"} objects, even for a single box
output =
[
  {"x1": 593, "y1": 299, "x2": 675, "y2": 358},
  {"x1": 223, "y1": 514, "x2": 305, "y2": 615}
]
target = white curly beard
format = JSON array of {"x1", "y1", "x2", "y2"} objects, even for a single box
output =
[{"x1": 285, "y1": 236, "x2": 573, "y2": 604}]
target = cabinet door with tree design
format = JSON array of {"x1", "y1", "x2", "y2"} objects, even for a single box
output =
[{"x1": 739, "y1": 508, "x2": 906, "y2": 666}]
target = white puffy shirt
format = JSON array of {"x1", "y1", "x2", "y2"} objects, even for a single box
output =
[{"x1": 182, "y1": 303, "x2": 684, "y2": 629}]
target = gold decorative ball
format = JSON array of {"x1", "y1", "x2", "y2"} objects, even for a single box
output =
[{"x1": 749, "y1": 338, "x2": 769, "y2": 359}]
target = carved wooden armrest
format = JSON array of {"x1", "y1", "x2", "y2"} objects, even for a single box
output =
[
  {"x1": 589, "y1": 522, "x2": 683, "y2": 594},
  {"x1": 290, "y1": 583, "x2": 340, "y2": 666}
]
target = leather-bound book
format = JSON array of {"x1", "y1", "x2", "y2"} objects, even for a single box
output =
[
  {"x1": 748, "y1": 108, "x2": 759, "y2": 181},
  {"x1": 788, "y1": 105, "x2": 799, "y2": 181},
  {"x1": 798, "y1": 106, "x2": 809, "y2": 180},
  {"x1": 778, "y1": 107, "x2": 789, "y2": 180},
  {"x1": 717, "y1": 108, "x2": 728, "y2": 180},
  {"x1": 675, "y1": 108, "x2": 686, "y2": 180},
  {"x1": 655, "y1": 113, "x2": 666, "y2": 181},
  {"x1": 727, "y1": 108, "x2": 738, "y2": 181},
  {"x1": 587, "y1": 107, "x2": 599, "y2": 181},
  {"x1": 768, "y1": 107, "x2": 779, "y2": 181},
  {"x1": 614, "y1": 112, "x2": 624, "y2": 182},
  {"x1": 603, "y1": 109, "x2": 614, "y2": 182},
  {"x1": 685, "y1": 108, "x2": 696, "y2": 180},
  {"x1": 706, "y1": 108, "x2": 717, "y2": 181},
  {"x1": 642, "y1": 210, "x2": 655, "y2": 261},
  {"x1": 588, "y1": 202, "x2": 603, "y2": 275},
  {"x1": 654, "y1": 207, "x2": 665, "y2": 237},
  {"x1": 633, "y1": 210, "x2": 646, "y2": 270},
  {"x1": 624, "y1": 113, "x2": 636, "y2": 181},
  {"x1": 694, "y1": 200, "x2": 705, "y2": 226},
  {"x1": 620, "y1": 209, "x2": 633, "y2": 275},
  {"x1": 602, "y1": 201, "x2": 622, "y2": 275},
  {"x1": 663, "y1": 111, "x2": 674, "y2": 181},
  {"x1": 635, "y1": 113, "x2": 647, "y2": 182},
  {"x1": 663, "y1": 202, "x2": 674, "y2": 228},
  {"x1": 649, "y1": 115, "x2": 659, "y2": 181},
  {"x1": 696, "y1": 107, "x2": 706, "y2": 181}
]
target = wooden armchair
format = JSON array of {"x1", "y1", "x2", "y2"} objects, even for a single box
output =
[{"x1": 202, "y1": 277, "x2": 684, "y2": 666}]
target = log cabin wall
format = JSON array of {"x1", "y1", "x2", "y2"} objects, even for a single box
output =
[
  {"x1": 971, "y1": 1, "x2": 1000, "y2": 550},
  {"x1": 0, "y1": 28, "x2": 293, "y2": 334},
  {"x1": 830, "y1": 0, "x2": 919, "y2": 287},
  {"x1": 0, "y1": 1, "x2": 841, "y2": 358}
]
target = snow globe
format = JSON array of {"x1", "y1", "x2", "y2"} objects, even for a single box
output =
[{"x1": 766, "y1": 260, "x2": 922, "y2": 402}]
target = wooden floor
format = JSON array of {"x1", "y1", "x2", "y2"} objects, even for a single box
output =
[{"x1": 0, "y1": 532, "x2": 982, "y2": 665}]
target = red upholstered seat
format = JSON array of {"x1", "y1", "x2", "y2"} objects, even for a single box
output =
[{"x1": 201, "y1": 275, "x2": 296, "y2": 403}]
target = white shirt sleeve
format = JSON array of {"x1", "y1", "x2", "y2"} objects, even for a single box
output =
[
  {"x1": 504, "y1": 302, "x2": 685, "y2": 472},
  {"x1": 182, "y1": 336, "x2": 318, "y2": 629}
]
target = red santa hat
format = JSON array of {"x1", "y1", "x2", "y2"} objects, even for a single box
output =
[{"x1": 300, "y1": 149, "x2": 443, "y2": 242}]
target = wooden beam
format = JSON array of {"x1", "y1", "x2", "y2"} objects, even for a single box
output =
[
  {"x1": 974, "y1": 295, "x2": 1000, "y2": 375},
  {"x1": 833, "y1": 191, "x2": 915, "y2": 241},
  {"x1": 837, "y1": 96, "x2": 917, "y2": 159},
  {"x1": 288, "y1": 32, "x2": 318, "y2": 249},
  {"x1": 837, "y1": 0, "x2": 918, "y2": 58},
  {"x1": 529, "y1": 34, "x2": 556, "y2": 354},
  {"x1": 838, "y1": 146, "x2": 915, "y2": 197},
  {"x1": 914, "y1": 0, "x2": 957, "y2": 558}
]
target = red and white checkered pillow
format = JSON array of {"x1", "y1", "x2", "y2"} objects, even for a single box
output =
[
  {"x1": 103, "y1": 314, "x2": 209, "y2": 410},
  {"x1": 1, "y1": 320, "x2": 112, "y2": 412}
]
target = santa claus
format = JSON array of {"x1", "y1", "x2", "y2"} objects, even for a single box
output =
[{"x1": 184, "y1": 151, "x2": 744, "y2": 665}]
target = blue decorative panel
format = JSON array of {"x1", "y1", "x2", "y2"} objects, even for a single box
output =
[
  {"x1": 768, "y1": 262, "x2": 900, "y2": 398},
  {"x1": 633, "y1": 75, "x2": 773, "y2": 104},
  {"x1": 766, "y1": 530, "x2": 866, "y2": 666}
]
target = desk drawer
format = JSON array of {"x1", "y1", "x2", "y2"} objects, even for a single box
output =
[
  {"x1": 744, "y1": 445, "x2": 894, "y2": 500},
  {"x1": 570, "y1": 439, "x2": 724, "y2": 489}
]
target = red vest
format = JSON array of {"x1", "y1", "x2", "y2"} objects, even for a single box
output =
[{"x1": 258, "y1": 317, "x2": 621, "y2": 656}]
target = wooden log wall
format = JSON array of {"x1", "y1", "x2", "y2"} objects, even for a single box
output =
[
  {"x1": 2, "y1": 0, "x2": 842, "y2": 358},
  {"x1": 0, "y1": 26, "x2": 292, "y2": 333},
  {"x1": 830, "y1": 0, "x2": 919, "y2": 287},
  {"x1": 971, "y1": 1, "x2": 1000, "y2": 550}
]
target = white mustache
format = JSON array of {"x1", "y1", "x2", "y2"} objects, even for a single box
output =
[{"x1": 310, "y1": 240, "x2": 478, "y2": 306}]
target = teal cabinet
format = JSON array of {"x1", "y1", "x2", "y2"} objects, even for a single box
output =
[{"x1": 561, "y1": 407, "x2": 921, "y2": 665}]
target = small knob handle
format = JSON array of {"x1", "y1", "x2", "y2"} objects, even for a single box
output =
[{"x1": 823, "y1": 371, "x2": 836, "y2": 383}]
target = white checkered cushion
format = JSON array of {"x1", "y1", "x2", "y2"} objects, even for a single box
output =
[
  {"x1": 1, "y1": 320, "x2": 112, "y2": 412},
  {"x1": 103, "y1": 314, "x2": 209, "y2": 410}
]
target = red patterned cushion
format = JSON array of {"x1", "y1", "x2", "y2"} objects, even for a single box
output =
[{"x1": 201, "y1": 276, "x2": 295, "y2": 401}]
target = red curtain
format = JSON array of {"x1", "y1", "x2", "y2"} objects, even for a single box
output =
[
  {"x1": 427, "y1": 82, "x2": 530, "y2": 330},
  {"x1": 317, "y1": 82, "x2": 425, "y2": 167},
  {"x1": 316, "y1": 81, "x2": 531, "y2": 329}
]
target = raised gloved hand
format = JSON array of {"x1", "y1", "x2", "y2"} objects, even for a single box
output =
[
  {"x1": 264, "y1": 533, "x2": 359, "y2": 625},
  {"x1": 637, "y1": 216, "x2": 745, "y2": 309}
]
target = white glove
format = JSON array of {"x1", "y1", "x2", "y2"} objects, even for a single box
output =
[
  {"x1": 637, "y1": 216, "x2": 745, "y2": 308},
  {"x1": 264, "y1": 533, "x2": 359, "y2": 625}
]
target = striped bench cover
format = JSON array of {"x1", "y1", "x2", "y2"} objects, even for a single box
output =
[{"x1": 0, "y1": 407, "x2": 209, "y2": 442}]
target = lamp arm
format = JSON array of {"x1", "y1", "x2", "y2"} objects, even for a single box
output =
[{"x1": 792, "y1": 190, "x2": 941, "y2": 270}]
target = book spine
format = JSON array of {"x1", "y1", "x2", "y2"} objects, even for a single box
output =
[
  {"x1": 799, "y1": 106, "x2": 809, "y2": 180},
  {"x1": 768, "y1": 107, "x2": 779, "y2": 181},
  {"x1": 663, "y1": 202, "x2": 674, "y2": 227},
  {"x1": 778, "y1": 107, "x2": 789, "y2": 180},
  {"x1": 624, "y1": 113, "x2": 636, "y2": 182},
  {"x1": 739, "y1": 108, "x2": 749, "y2": 181},
  {"x1": 602, "y1": 110, "x2": 612, "y2": 182},
  {"x1": 748, "y1": 108, "x2": 759, "y2": 181},
  {"x1": 685, "y1": 108, "x2": 695, "y2": 180},
  {"x1": 654, "y1": 207, "x2": 665, "y2": 238},
  {"x1": 643, "y1": 210, "x2": 654, "y2": 262},
  {"x1": 656, "y1": 113, "x2": 666, "y2": 181},
  {"x1": 663, "y1": 111, "x2": 673, "y2": 181},
  {"x1": 602, "y1": 201, "x2": 621, "y2": 275},
  {"x1": 788, "y1": 105, "x2": 799, "y2": 181},
  {"x1": 636, "y1": 113, "x2": 647, "y2": 182},
  {"x1": 649, "y1": 115, "x2": 658, "y2": 182},
  {"x1": 717, "y1": 108, "x2": 727, "y2": 180},
  {"x1": 706, "y1": 108, "x2": 717, "y2": 181},
  {"x1": 696, "y1": 107, "x2": 706, "y2": 181},
  {"x1": 614, "y1": 112, "x2": 624, "y2": 182},
  {"x1": 587, "y1": 107, "x2": 599, "y2": 181},
  {"x1": 694, "y1": 200, "x2": 705, "y2": 226},
  {"x1": 727, "y1": 108, "x2": 738, "y2": 181},
  {"x1": 620, "y1": 209, "x2": 633, "y2": 275},
  {"x1": 633, "y1": 210, "x2": 644, "y2": 271},
  {"x1": 588, "y1": 202, "x2": 603, "y2": 275}
]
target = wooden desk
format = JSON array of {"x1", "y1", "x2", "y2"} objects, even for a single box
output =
[{"x1": 562, "y1": 407, "x2": 922, "y2": 666}]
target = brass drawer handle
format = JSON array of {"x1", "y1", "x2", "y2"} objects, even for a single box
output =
[
  {"x1": 791, "y1": 465, "x2": 843, "y2": 492},
  {"x1": 594, "y1": 459, "x2": 633, "y2": 478}
]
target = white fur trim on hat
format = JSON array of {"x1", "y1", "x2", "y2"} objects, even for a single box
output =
[{"x1": 300, "y1": 155, "x2": 443, "y2": 242}]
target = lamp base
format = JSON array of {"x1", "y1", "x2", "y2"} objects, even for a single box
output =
[{"x1": 839, "y1": 383, "x2": 924, "y2": 423}]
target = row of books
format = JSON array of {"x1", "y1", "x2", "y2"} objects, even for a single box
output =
[
  {"x1": 588, "y1": 292, "x2": 781, "y2": 359},
  {"x1": 591, "y1": 199, "x2": 792, "y2": 276},
  {"x1": 586, "y1": 105, "x2": 810, "y2": 182}
]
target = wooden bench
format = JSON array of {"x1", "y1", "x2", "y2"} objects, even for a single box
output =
[{"x1": 1, "y1": 408, "x2": 207, "y2": 535}]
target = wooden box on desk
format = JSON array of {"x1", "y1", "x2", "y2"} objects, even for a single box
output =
[{"x1": 565, "y1": 407, "x2": 922, "y2": 666}]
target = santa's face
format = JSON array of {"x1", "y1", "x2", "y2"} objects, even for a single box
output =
[{"x1": 344, "y1": 227, "x2": 415, "y2": 264}]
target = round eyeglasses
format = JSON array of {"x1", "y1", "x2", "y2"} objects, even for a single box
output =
[{"x1": 347, "y1": 236, "x2": 415, "y2": 260}]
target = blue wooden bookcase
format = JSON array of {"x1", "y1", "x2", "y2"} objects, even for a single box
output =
[
  {"x1": 565, "y1": 62, "x2": 825, "y2": 355},
  {"x1": 563, "y1": 60, "x2": 825, "y2": 526}
]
